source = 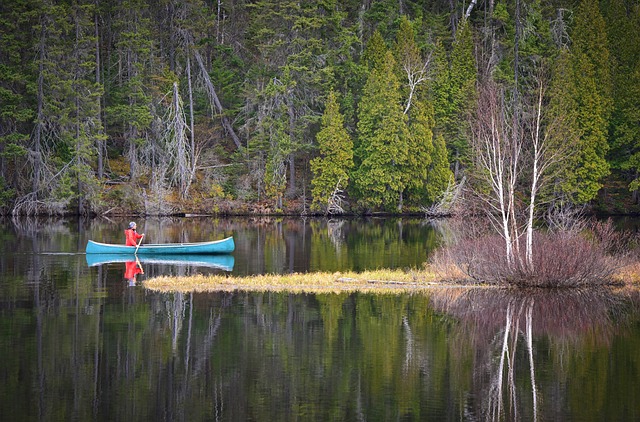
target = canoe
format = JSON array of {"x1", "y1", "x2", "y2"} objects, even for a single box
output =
[
  {"x1": 85, "y1": 236, "x2": 235, "y2": 255},
  {"x1": 86, "y1": 253, "x2": 234, "y2": 271}
]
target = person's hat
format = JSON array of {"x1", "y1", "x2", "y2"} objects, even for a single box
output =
[{"x1": 128, "y1": 222, "x2": 136, "y2": 229}]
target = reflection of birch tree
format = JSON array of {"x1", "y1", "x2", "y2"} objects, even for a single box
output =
[
  {"x1": 486, "y1": 298, "x2": 538, "y2": 422},
  {"x1": 428, "y1": 287, "x2": 627, "y2": 421}
]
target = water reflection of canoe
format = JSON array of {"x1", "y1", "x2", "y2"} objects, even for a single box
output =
[
  {"x1": 86, "y1": 253, "x2": 235, "y2": 271},
  {"x1": 85, "y1": 237, "x2": 234, "y2": 254}
]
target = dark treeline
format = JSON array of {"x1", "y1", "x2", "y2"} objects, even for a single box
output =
[{"x1": 1, "y1": 0, "x2": 639, "y2": 216}]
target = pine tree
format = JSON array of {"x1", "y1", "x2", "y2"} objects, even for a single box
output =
[
  {"x1": 354, "y1": 51, "x2": 410, "y2": 211},
  {"x1": 310, "y1": 90, "x2": 354, "y2": 213}
]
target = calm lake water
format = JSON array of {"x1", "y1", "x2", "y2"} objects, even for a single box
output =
[{"x1": 1, "y1": 216, "x2": 639, "y2": 421}]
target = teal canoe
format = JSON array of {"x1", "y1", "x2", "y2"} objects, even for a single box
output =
[
  {"x1": 85, "y1": 236, "x2": 235, "y2": 255},
  {"x1": 86, "y1": 253, "x2": 234, "y2": 271}
]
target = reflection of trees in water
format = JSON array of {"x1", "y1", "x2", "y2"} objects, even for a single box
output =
[
  {"x1": 326, "y1": 219, "x2": 346, "y2": 251},
  {"x1": 428, "y1": 287, "x2": 632, "y2": 422}
]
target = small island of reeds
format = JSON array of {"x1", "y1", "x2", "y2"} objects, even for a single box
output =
[
  {"x1": 143, "y1": 263, "x2": 640, "y2": 294},
  {"x1": 144, "y1": 268, "x2": 444, "y2": 294}
]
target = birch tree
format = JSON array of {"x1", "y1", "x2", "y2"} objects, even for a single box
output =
[{"x1": 471, "y1": 76, "x2": 564, "y2": 270}]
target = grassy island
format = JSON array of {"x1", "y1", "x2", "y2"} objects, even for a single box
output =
[
  {"x1": 143, "y1": 268, "x2": 455, "y2": 294},
  {"x1": 143, "y1": 264, "x2": 640, "y2": 294}
]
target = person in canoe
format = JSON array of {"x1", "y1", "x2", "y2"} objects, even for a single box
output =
[{"x1": 125, "y1": 221, "x2": 145, "y2": 246}]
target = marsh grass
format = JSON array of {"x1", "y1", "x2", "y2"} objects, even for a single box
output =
[{"x1": 143, "y1": 268, "x2": 450, "y2": 294}]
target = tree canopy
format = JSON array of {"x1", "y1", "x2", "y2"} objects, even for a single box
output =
[{"x1": 1, "y1": 0, "x2": 638, "y2": 215}]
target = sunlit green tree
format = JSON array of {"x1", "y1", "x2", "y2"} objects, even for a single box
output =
[
  {"x1": 354, "y1": 51, "x2": 410, "y2": 211},
  {"x1": 310, "y1": 90, "x2": 354, "y2": 213}
]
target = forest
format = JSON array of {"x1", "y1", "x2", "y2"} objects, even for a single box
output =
[{"x1": 1, "y1": 0, "x2": 639, "y2": 216}]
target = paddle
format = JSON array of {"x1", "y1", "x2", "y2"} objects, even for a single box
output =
[{"x1": 135, "y1": 234, "x2": 144, "y2": 255}]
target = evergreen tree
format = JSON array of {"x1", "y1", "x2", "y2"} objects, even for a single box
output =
[
  {"x1": 425, "y1": 133, "x2": 454, "y2": 204},
  {"x1": 104, "y1": 0, "x2": 153, "y2": 182},
  {"x1": 546, "y1": 48, "x2": 580, "y2": 203},
  {"x1": 310, "y1": 90, "x2": 354, "y2": 213},
  {"x1": 255, "y1": 76, "x2": 292, "y2": 210},
  {"x1": 430, "y1": 39, "x2": 453, "y2": 147},
  {"x1": 403, "y1": 98, "x2": 434, "y2": 207},
  {"x1": 559, "y1": 0, "x2": 612, "y2": 203},
  {"x1": 393, "y1": 15, "x2": 427, "y2": 115},
  {"x1": 573, "y1": 0, "x2": 612, "y2": 121},
  {"x1": 362, "y1": 30, "x2": 388, "y2": 71},
  {"x1": 22, "y1": 0, "x2": 102, "y2": 215},
  {"x1": 354, "y1": 51, "x2": 410, "y2": 211},
  {"x1": 439, "y1": 19, "x2": 476, "y2": 177},
  {"x1": 0, "y1": 0, "x2": 34, "y2": 206},
  {"x1": 603, "y1": 0, "x2": 640, "y2": 196}
]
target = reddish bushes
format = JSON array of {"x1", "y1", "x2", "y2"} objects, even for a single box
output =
[{"x1": 431, "y1": 219, "x2": 631, "y2": 287}]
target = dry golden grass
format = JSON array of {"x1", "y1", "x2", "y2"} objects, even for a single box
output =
[
  {"x1": 613, "y1": 262, "x2": 640, "y2": 285},
  {"x1": 143, "y1": 268, "x2": 452, "y2": 294},
  {"x1": 143, "y1": 263, "x2": 640, "y2": 294}
]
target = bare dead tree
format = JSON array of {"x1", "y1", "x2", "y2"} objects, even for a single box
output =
[
  {"x1": 162, "y1": 82, "x2": 192, "y2": 200},
  {"x1": 422, "y1": 176, "x2": 465, "y2": 217},
  {"x1": 326, "y1": 178, "x2": 347, "y2": 215}
]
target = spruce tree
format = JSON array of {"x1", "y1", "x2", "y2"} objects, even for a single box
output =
[
  {"x1": 440, "y1": 19, "x2": 476, "y2": 177},
  {"x1": 425, "y1": 133, "x2": 454, "y2": 205},
  {"x1": 310, "y1": 90, "x2": 354, "y2": 213},
  {"x1": 354, "y1": 51, "x2": 410, "y2": 211},
  {"x1": 404, "y1": 98, "x2": 435, "y2": 207},
  {"x1": 105, "y1": 0, "x2": 153, "y2": 182},
  {"x1": 0, "y1": 0, "x2": 34, "y2": 206},
  {"x1": 559, "y1": 0, "x2": 612, "y2": 204},
  {"x1": 603, "y1": 0, "x2": 640, "y2": 196}
]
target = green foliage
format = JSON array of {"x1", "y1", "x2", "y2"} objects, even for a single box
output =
[
  {"x1": 252, "y1": 77, "x2": 292, "y2": 207},
  {"x1": 425, "y1": 133, "x2": 454, "y2": 204},
  {"x1": 431, "y1": 20, "x2": 477, "y2": 175},
  {"x1": 310, "y1": 91, "x2": 353, "y2": 212},
  {"x1": 354, "y1": 51, "x2": 410, "y2": 211},
  {"x1": 548, "y1": 1, "x2": 612, "y2": 204},
  {"x1": 604, "y1": 0, "x2": 640, "y2": 190},
  {"x1": 0, "y1": 0, "x2": 639, "y2": 214},
  {"x1": 362, "y1": 30, "x2": 388, "y2": 71},
  {"x1": 404, "y1": 99, "x2": 434, "y2": 205}
]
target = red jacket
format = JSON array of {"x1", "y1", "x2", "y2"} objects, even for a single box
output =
[{"x1": 125, "y1": 228, "x2": 143, "y2": 246}]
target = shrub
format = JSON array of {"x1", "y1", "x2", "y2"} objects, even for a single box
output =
[{"x1": 431, "y1": 219, "x2": 630, "y2": 287}]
